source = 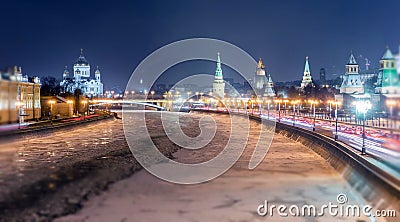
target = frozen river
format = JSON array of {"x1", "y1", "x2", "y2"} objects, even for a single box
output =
[{"x1": 50, "y1": 111, "x2": 371, "y2": 222}]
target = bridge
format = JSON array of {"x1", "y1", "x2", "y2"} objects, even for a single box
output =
[{"x1": 90, "y1": 99, "x2": 171, "y2": 110}]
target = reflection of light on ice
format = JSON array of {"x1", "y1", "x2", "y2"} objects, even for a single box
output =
[
  {"x1": 57, "y1": 112, "x2": 370, "y2": 222},
  {"x1": 0, "y1": 118, "x2": 122, "y2": 193}
]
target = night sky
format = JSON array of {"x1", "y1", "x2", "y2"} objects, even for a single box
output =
[{"x1": 1, "y1": 0, "x2": 400, "y2": 90}]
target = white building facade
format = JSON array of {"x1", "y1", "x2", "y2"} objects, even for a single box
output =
[
  {"x1": 60, "y1": 49, "x2": 104, "y2": 97},
  {"x1": 340, "y1": 52, "x2": 364, "y2": 94}
]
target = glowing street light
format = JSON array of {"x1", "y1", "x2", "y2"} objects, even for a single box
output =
[
  {"x1": 67, "y1": 100, "x2": 74, "y2": 117},
  {"x1": 291, "y1": 100, "x2": 300, "y2": 126},
  {"x1": 250, "y1": 99, "x2": 255, "y2": 114},
  {"x1": 283, "y1": 99, "x2": 289, "y2": 114},
  {"x1": 386, "y1": 100, "x2": 396, "y2": 129},
  {"x1": 16, "y1": 101, "x2": 23, "y2": 129},
  {"x1": 327, "y1": 100, "x2": 334, "y2": 120},
  {"x1": 274, "y1": 99, "x2": 282, "y2": 122},
  {"x1": 81, "y1": 100, "x2": 88, "y2": 120},
  {"x1": 354, "y1": 100, "x2": 372, "y2": 155},
  {"x1": 308, "y1": 100, "x2": 318, "y2": 131},
  {"x1": 328, "y1": 100, "x2": 341, "y2": 140},
  {"x1": 48, "y1": 100, "x2": 56, "y2": 125},
  {"x1": 266, "y1": 99, "x2": 271, "y2": 120}
]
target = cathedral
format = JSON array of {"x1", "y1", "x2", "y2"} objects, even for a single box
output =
[
  {"x1": 253, "y1": 58, "x2": 275, "y2": 97},
  {"x1": 60, "y1": 49, "x2": 104, "y2": 97}
]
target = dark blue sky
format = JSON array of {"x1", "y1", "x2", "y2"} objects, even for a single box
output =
[{"x1": 1, "y1": 0, "x2": 400, "y2": 90}]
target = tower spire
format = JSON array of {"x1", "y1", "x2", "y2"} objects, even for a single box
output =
[
  {"x1": 213, "y1": 52, "x2": 225, "y2": 98},
  {"x1": 348, "y1": 52, "x2": 357, "y2": 65},
  {"x1": 301, "y1": 56, "x2": 313, "y2": 88},
  {"x1": 304, "y1": 56, "x2": 310, "y2": 73},
  {"x1": 382, "y1": 47, "x2": 394, "y2": 60},
  {"x1": 375, "y1": 46, "x2": 400, "y2": 94},
  {"x1": 80, "y1": 48, "x2": 83, "y2": 55},
  {"x1": 257, "y1": 58, "x2": 265, "y2": 69},
  {"x1": 215, "y1": 52, "x2": 223, "y2": 79}
]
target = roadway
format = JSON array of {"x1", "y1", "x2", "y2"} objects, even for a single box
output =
[{"x1": 210, "y1": 107, "x2": 400, "y2": 177}]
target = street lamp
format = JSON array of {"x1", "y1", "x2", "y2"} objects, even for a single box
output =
[
  {"x1": 256, "y1": 99, "x2": 261, "y2": 114},
  {"x1": 386, "y1": 100, "x2": 396, "y2": 129},
  {"x1": 67, "y1": 100, "x2": 74, "y2": 117},
  {"x1": 274, "y1": 99, "x2": 282, "y2": 122},
  {"x1": 81, "y1": 100, "x2": 88, "y2": 120},
  {"x1": 355, "y1": 100, "x2": 372, "y2": 155},
  {"x1": 250, "y1": 99, "x2": 255, "y2": 114},
  {"x1": 308, "y1": 100, "x2": 318, "y2": 131},
  {"x1": 335, "y1": 101, "x2": 341, "y2": 141},
  {"x1": 16, "y1": 101, "x2": 23, "y2": 129},
  {"x1": 49, "y1": 100, "x2": 56, "y2": 125},
  {"x1": 327, "y1": 100, "x2": 333, "y2": 120},
  {"x1": 328, "y1": 100, "x2": 341, "y2": 141},
  {"x1": 283, "y1": 99, "x2": 289, "y2": 114},
  {"x1": 266, "y1": 99, "x2": 271, "y2": 120},
  {"x1": 291, "y1": 100, "x2": 300, "y2": 126}
]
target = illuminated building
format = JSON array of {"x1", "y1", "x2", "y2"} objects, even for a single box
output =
[
  {"x1": 300, "y1": 56, "x2": 313, "y2": 88},
  {"x1": 395, "y1": 45, "x2": 400, "y2": 77},
  {"x1": 60, "y1": 49, "x2": 104, "y2": 97},
  {"x1": 253, "y1": 58, "x2": 276, "y2": 97},
  {"x1": 212, "y1": 52, "x2": 225, "y2": 99},
  {"x1": 375, "y1": 47, "x2": 400, "y2": 94},
  {"x1": 340, "y1": 52, "x2": 364, "y2": 94},
  {"x1": 0, "y1": 66, "x2": 41, "y2": 124}
]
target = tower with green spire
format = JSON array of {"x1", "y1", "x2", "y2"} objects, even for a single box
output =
[
  {"x1": 396, "y1": 45, "x2": 400, "y2": 77},
  {"x1": 340, "y1": 51, "x2": 364, "y2": 94},
  {"x1": 212, "y1": 52, "x2": 225, "y2": 98},
  {"x1": 375, "y1": 47, "x2": 400, "y2": 94},
  {"x1": 301, "y1": 56, "x2": 313, "y2": 88},
  {"x1": 264, "y1": 72, "x2": 276, "y2": 97}
]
